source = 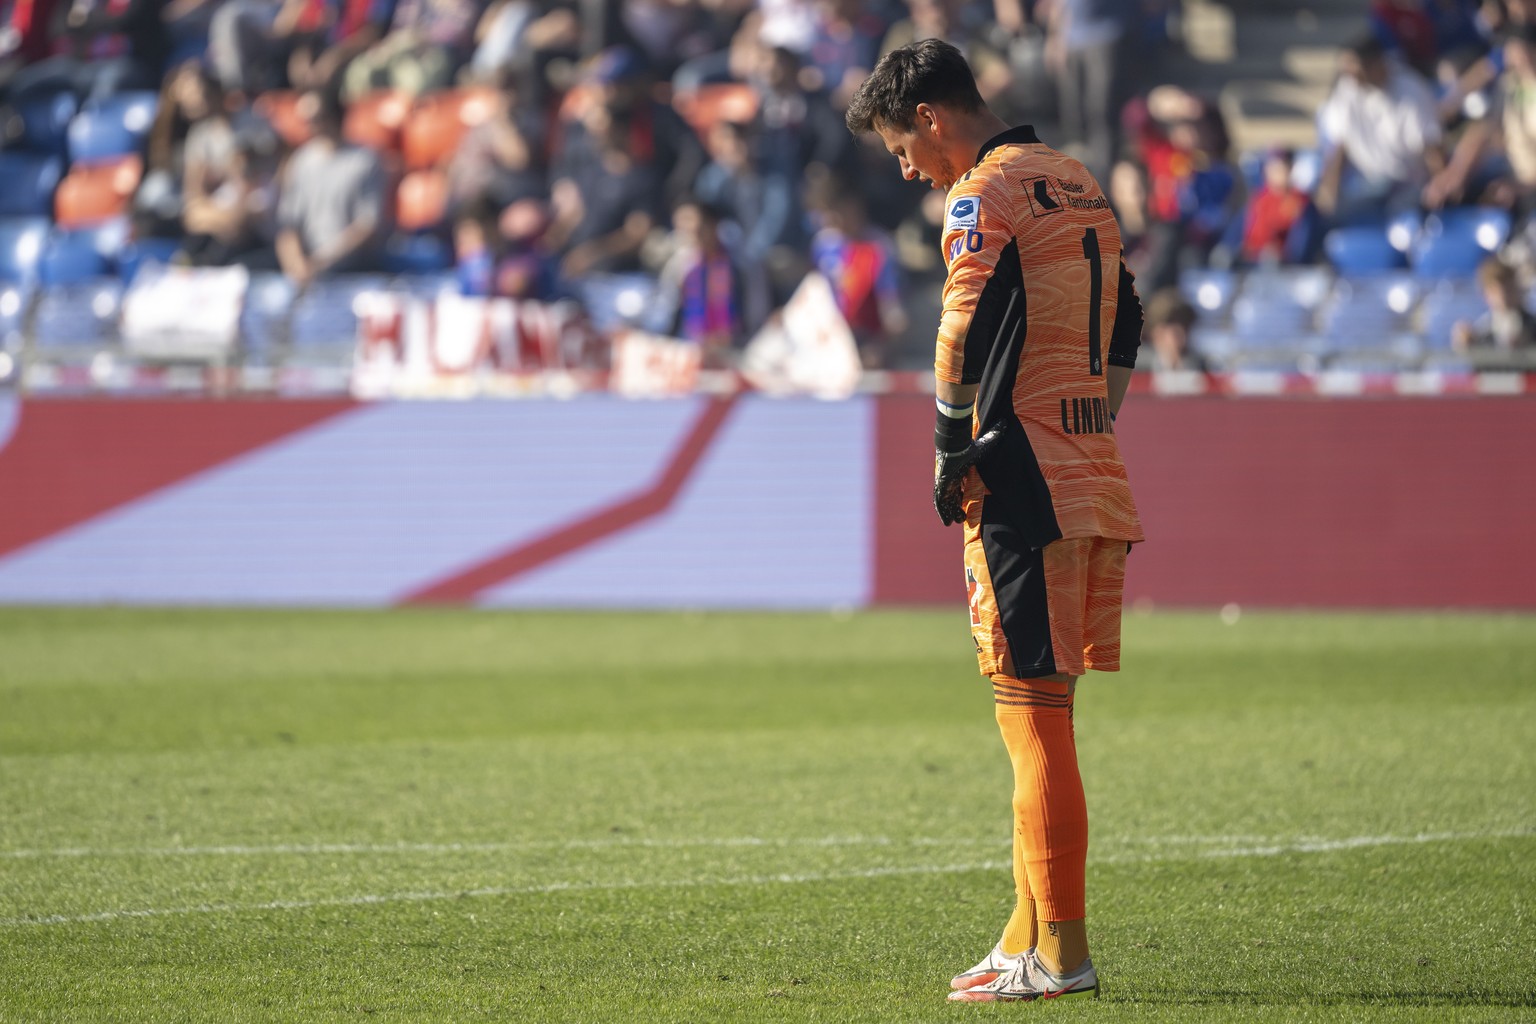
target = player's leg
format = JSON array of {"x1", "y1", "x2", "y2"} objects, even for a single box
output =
[
  {"x1": 949, "y1": 498, "x2": 1031, "y2": 989},
  {"x1": 993, "y1": 672, "x2": 1089, "y2": 975},
  {"x1": 967, "y1": 536, "x2": 1130, "y2": 999},
  {"x1": 950, "y1": 534, "x2": 1101, "y2": 1002},
  {"x1": 951, "y1": 672, "x2": 1097, "y2": 1002}
]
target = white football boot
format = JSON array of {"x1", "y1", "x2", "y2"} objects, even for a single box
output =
[
  {"x1": 947, "y1": 948, "x2": 1099, "y2": 1002},
  {"x1": 949, "y1": 943, "x2": 1023, "y2": 991}
]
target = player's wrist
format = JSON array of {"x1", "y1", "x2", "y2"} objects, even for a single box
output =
[{"x1": 935, "y1": 397, "x2": 974, "y2": 454}]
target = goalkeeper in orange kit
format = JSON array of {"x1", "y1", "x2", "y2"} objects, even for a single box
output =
[{"x1": 846, "y1": 40, "x2": 1146, "y2": 1002}]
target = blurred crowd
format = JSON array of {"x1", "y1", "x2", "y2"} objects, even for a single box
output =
[{"x1": 1, "y1": 0, "x2": 1533, "y2": 372}]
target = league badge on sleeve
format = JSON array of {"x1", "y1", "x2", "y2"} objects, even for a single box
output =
[{"x1": 946, "y1": 196, "x2": 980, "y2": 233}]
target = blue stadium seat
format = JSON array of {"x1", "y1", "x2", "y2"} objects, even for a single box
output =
[
  {"x1": 1289, "y1": 148, "x2": 1322, "y2": 193},
  {"x1": 0, "y1": 217, "x2": 51, "y2": 285},
  {"x1": 67, "y1": 91, "x2": 159, "y2": 162},
  {"x1": 290, "y1": 275, "x2": 388, "y2": 349},
  {"x1": 1179, "y1": 267, "x2": 1238, "y2": 325},
  {"x1": 117, "y1": 237, "x2": 183, "y2": 283},
  {"x1": 1228, "y1": 266, "x2": 1334, "y2": 361},
  {"x1": 0, "y1": 282, "x2": 29, "y2": 349},
  {"x1": 31, "y1": 280, "x2": 123, "y2": 350},
  {"x1": 1231, "y1": 289, "x2": 1313, "y2": 350},
  {"x1": 1385, "y1": 209, "x2": 1422, "y2": 255},
  {"x1": 0, "y1": 153, "x2": 64, "y2": 218},
  {"x1": 381, "y1": 233, "x2": 453, "y2": 275},
  {"x1": 1188, "y1": 326, "x2": 1239, "y2": 366},
  {"x1": 11, "y1": 90, "x2": 78, "y2": 157},
  {"x1": 240, "y1": 272, "x2": 297, "y2": 355},
  {"x1": 1324, "y1": 224, "x2": 1407, "y2": 273},
  {"x1": 1411, "y1": 207, "x2": 1510, "y2": 277},
  {"x1": 1418, "y1": 279, "x2": 1487, "y2": 351},
  {"x1": 580, "y1": 273, "x2": 661, "y2": 333},
  {"x1": 39, "y1": 220, "x2": 130, "y2": 285},
  {"x1": 1318, "y1": 273, "x2": 1421, "y2": 353},
  {"x1": 389, "y1": 271, "x2": 457, "y2": 297},
  {"x1": 1238, "y1": 151, "x2": 1265, "y2": 191}
]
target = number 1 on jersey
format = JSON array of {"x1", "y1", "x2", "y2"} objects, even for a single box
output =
[{"x1": 1081, "y1": 228, "x2": 1102, "y2": 376}]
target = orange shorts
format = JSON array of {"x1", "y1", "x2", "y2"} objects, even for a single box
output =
[{"x1": 963, "y1": 493, "x2": 1129, "y2": 678}]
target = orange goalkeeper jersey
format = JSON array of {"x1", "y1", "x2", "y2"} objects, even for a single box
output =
[{"x1": 939, "y1": 126, "x2": 1145, "y2": 549}]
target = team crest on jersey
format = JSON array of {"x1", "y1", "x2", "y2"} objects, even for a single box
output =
[
  {"x1": 946, "y1": 196, "x2": 980, "y2": 232},
  {"x1": 1022, "y1": 176, "x2": 1065, "y2": 217}
]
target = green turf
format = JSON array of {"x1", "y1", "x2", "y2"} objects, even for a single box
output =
[{"x1": 1, "y1": 607, "x2": 1533, "y2": 1023}]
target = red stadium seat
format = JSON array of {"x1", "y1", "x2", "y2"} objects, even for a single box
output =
[
  {"x1": 673, "y1": 83, "x2": 758, "y2": 138},
  {"x1": 401, "y1": 87, "x2": 498, "y2": 170},
  {"x1": 396, "y1": 168, "x2": 448, "y2": 231},
  {"x1": 253, "y1": 90, "x2": 314, "y2": 148},
  {"x1": 54, "y1": 154, "x2": 143, "y2": 227},
  {"x1": 344, "y1": 90, "x2": 411, "y2": 153}
]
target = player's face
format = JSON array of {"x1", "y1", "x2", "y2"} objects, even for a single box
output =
[{"x1": 874, "y1": 114, "x2": 960, "y2": 192}]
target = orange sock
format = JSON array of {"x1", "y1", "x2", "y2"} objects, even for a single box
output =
[
  {"x1": 1036, "y1": 918, "x2": 1090, "y2": 976},
  {"x1": 998, "y1": 811, "x2": 1036, "y2": 955},
  {"x1": 991, "y1": 674, "x2": 1089, "y2": 930},
  {"x1": 999, "y1": 895, "x2": 1037, "y2": 956}
]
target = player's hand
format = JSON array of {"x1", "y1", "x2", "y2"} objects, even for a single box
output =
[{"x1": 933, "y1": 424, "x2": 1006, "y2": 527}]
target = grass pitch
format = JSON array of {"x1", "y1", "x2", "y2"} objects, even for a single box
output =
[{"x1": 1, "y1": 607, "x2": 1533, "y2": 1023}]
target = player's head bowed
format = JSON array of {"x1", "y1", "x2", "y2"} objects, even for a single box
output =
[{"x1": 845, "y1": 39, "x2": 984, "y2": 137}]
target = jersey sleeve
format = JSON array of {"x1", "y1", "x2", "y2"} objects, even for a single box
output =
[
  {"x1": 935, "y1": 176, "x2": 1021, "y2": 386},
  {"x1": 1107, "y1": 256, "x2": 1142, "y2": 369}
]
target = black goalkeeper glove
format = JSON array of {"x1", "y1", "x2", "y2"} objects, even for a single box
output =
[{"x1": 933, "y1": 423, "x2": 1006, "y2": 527}]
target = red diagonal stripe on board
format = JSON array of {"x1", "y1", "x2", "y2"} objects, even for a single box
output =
[
  {"x1": 400, "y1": 396, "x2": 739, "y2": 605},
  {"x1": 0, "y1": 398, "x2": 356, "y2": 560}
]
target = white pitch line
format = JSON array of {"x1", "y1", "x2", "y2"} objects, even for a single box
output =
[
  {"x1": 0, "y1": 860, "x2": 1011, "y2": 928},
  {"x1": 0, "y1": 831, "x2": 1402, "y2": 861},
  {"x1": 2, "y1": 828, "x2": 1530, "y2": 929},
  {"x1": 1092, "y1": 828, "x2": 1536, "y2": 864},
  {"x1": 0, "y1": 835, "x2": 987, "y2": 859}
]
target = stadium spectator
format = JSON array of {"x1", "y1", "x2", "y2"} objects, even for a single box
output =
[
  {"x1": 1315, "y1": 35, "x2": 1445, "y2": 220},
  {"x1": 1045, "y1": 0, "x2": 1139, "y2": 182},
  {"x1": 1237, "y1": 147, "x2": 1318, "y2": 264},
  {"x1": 804, "y1": 0, "x2": 886, "y2": 108},
  {"x1": 654, "y1": 198, "x2": 750, "y2": 362},
  {"x1": 5, "y1": 0, "x2": 168, "y2": 101},
  {"x1": 617, "y1": 0, "x2": 736, "y2": 82},
  {"x1": 138, "y1": 61, "x2": 278, "y2": 237},
  {"x1": 453, "y1": 204, "x2": 496, "y2": 295},
  {"x1": 1142, "y1": 287, "x2": 1209, "y2": 371},
  {"x1": 286, "y1": 0, "x2": 403, "y2": 94},
  {"x1": 1452, "y1": 255, "x2": 1536, "y2": 351},
  {"x1": 207, "y1": 0, "x2": 325, "y2": 96},
  {"x1": 546, "y1": 99, "x2": 663, "y2": 278},
  {"x1": 0, "y1": 0, "x2": 62, "y2": 91},
  {"x1": 809, "y1": 183, "x2": 906, "y2": 367},
  {"x1": 1371, "y1": 0, "x2": 1440, "y2": 74},
  {"x1": 1424, "y1": 0, "x2": 1486, "y2": 61},
  {"x1": 340, "y1": 0, "x2": 480, "y2": 100},
  {"x1": 179, "y1": 132, "x2": 278, "y2": 266},
  {"x1": 468, "y1": 0, "x2": 579, "y2": 96},
  {"x1": 749, "y1": 44, "x2": 851, "y2": 180},
  {"x1": 1424, "y1": 24, "x2": 1536, "y2": 211},
  {"x1": 1125, "y1": 86, "x2": 1241, "y2": 291},
  {"x1": 492, "y1": 196, "x2": 558, "y2": 300},
  {"x1": 274, "y1": 89, "x2": 388, "y2": 286},
  {"x1": 692, "y1": 118, "x2": 802, "y2": 269},
  {"x1": 445, "y1": 74, "x2": 545, "y2": 214},
  {"x1": 136, "y1": 60, "x2": 227, "y2": 235},
  {"x1": 880, "y1": 0, "x2": 1017, "y2": 122},
  {"x1": 554, "y1": 45, "x2": 704, "y2": 207},
  {"x1": 756, "y1": 0, "x2": 819, "y2": 56}
]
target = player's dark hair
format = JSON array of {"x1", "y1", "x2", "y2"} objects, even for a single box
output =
[{"x1": 844, "y1": 38, "x2": 984, "y2": 135}]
